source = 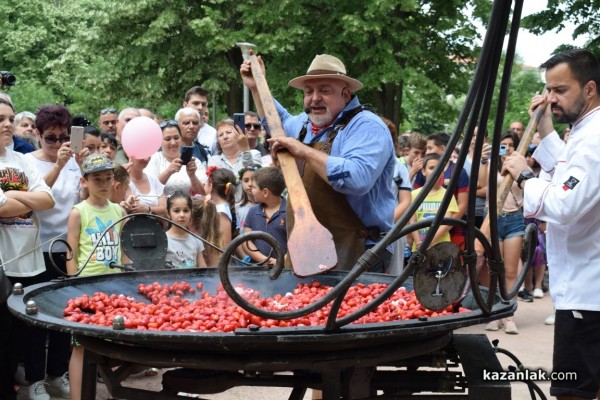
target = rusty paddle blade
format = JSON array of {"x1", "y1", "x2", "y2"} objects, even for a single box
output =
[{"x1": 249, "y1": 53, "x2": 338, "y2": 276}]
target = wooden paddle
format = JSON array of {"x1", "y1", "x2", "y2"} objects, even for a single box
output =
[
  {"x1": 249, "y1": 54, "x2": 338, "y2": 277},
  {"x1": 476, "y1": 95, "x2": 548, "y2": 252}
]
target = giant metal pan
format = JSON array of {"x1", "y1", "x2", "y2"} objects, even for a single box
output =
[{"x1": 8, "y1": 268, "x2": 514, "y2": 353}]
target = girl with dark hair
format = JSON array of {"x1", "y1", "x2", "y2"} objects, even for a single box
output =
[
  {"x1": 204, "y1": 166, "x2": 239, "y2": 248},
  {"x1": 165, "y1": 191, "x2": 207, "y2": 269},
  {"x1": 236, "y1": 164, "x2": 261, "y2": 230},
  {"x1": 190, "y1": 197, "x2": 222, "y2": 267}
]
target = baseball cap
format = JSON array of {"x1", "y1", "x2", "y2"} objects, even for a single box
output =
[{"x1": 81, "y1": 153, "x2": 114, "y2": 176}]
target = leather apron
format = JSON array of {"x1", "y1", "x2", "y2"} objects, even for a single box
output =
[{"x1": 286, "y1": 141, "x2": 367, "y2": 271}]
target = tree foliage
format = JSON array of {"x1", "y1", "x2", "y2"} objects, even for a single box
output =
[
  {"x1": 1, "y1": 0, "x2": 498, "y2": 133},
  {"x1": 522, "y1": 0, "x2": 600, "y2": 56}
]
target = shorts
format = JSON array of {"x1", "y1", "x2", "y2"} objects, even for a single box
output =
[
  {"x1": 551, "y1": 310, "x2": 600, "y2": 399},
  {"x1": 496, "y1": 211, "x2": 525, "y2": 241}
]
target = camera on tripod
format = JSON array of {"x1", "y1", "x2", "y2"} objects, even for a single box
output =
[{"x1": 0, "y1": 71, "x2": 16, "y2": 86}]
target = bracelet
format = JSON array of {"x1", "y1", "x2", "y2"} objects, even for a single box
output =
[{"x1": 480, "y1": 159, "x2": 488, "y2": 164}]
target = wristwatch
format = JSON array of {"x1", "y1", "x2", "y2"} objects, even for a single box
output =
[{"x1": 516, "y1": 170, "x2": 535, "y2": 189}]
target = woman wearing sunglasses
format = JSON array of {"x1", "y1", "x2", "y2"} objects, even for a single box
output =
[
  {"x1": 207, "y1": 119, "x2": 263, "y2": 202},
  {"x1": 23, "y1": 105, "x2": 90, "y2": 397}
]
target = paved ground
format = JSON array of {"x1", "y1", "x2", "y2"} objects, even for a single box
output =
[{"x1": 16, "y1": 293, "x2": 555, "y2": 400}]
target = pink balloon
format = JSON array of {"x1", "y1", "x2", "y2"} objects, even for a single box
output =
[{"x1": 121, "y1": 116, "x2": 162, "y2": 159}]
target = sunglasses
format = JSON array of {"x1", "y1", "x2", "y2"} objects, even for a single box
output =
[
  {"x1": 100, "y1": 108, "x2": 117, "y2": 115},
  {"x1": 43, "y1": 134, "x2": 70, "y2": 144},
  {"x1": 245, "y1": 123, "x2": 262, "y2": 130},
  {"x1": 159, "y1": 120, "x2": 179, "y2": 129}
]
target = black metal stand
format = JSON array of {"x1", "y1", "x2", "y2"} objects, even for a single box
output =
[{"x1": 77, "y1": 333, "x2": 510, "y2": 400}]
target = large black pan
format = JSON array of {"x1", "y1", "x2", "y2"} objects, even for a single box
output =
[{"x1": 8, "y1": 268, "x2": 514, "y2": 353}]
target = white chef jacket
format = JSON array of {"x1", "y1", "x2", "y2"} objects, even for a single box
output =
[{"x1": 523, "y1": 106, "x2": 600, "y2": 311}]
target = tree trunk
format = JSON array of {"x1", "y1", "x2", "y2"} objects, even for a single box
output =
[{"x1": 372, "y1": 81, "x2": 404, "y2": 130}]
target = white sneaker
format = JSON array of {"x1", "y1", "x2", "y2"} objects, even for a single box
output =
[
  {"x1": 544, "y1": 313, "x2": 555, "y2": 325},
  {"x1": 46, "y1": 372, "x2": 71, "y2": 399},
  {"x1": 28, "y1": 380, "x2": 50, "y2": 400},
  {"x1": 533, "y1": 288, "x2": 544, "y2": 299}
]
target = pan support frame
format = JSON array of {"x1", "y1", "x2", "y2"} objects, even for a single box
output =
[{"x1": 78, "y1": 333, "x2": 510, "y2": 400}]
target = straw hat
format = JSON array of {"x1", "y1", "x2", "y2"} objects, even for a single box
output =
[{"x1": 288, "y1": 54, "x2": 363, "y2": 92}]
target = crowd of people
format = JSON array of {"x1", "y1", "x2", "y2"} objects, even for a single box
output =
[
  {"x1": 1, "y1": 47, "x2": 597, "y2": 400},
  {"x1": 0, "y1": 83, "x2": 288, "y2": 400}
]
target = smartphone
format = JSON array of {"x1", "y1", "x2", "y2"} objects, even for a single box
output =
[
  {"x1": 233, "y1": 113, "x2": 245, "y2": 133},
  {"x1": 180, "y1": 145, "x2": 194, "y2": 165},
  {"x1": 499, "y1": 144, "x2": 507, "y2": 156},
  {"x1": 70, "y1": 126, "x2": 85, "y2": 153}
]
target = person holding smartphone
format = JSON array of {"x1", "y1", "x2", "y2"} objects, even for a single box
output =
[
  {"x1": 175, "y1": 107, "x2": 209, "y2": 165},
  {"x1": 16, "y1": 105, "x2": 77, "y2": 399},
  {"x1": 243, "y1": 111, "x2": 269, "y2": 156},
  {"x1": 207, "y1": 119, "x2": 263, "y2": 201},
  {"x1": 478, "y1": 130, "x2": 525, "y2": 334},
  {"x1": 144, "y1": 120, "x2": 206, "y2": 197}
]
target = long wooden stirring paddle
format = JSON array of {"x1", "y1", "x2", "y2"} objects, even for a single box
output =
[{"x1": 249, "y1": 54, "x2": 338, "y2": 277}]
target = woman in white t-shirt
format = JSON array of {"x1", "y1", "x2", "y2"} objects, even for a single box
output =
[
  {"x1": 126, "y1": 157, "x2": 166, "y2": 216},
  {"x1": 144, "y1": 121, "x2": 207, "y2": 197},
  {"x1": 0, "y1": 100, "x2": 58, "y2": 399}
]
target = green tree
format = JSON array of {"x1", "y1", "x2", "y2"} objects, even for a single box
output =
[
  {"x1": 522, "y1": 0, "x2": 600, "y2": 55},
  {"x1": 0, "y1": 0, "x2": 78, "y2": 111},
  {"x1": 2, "y1": 0, "x2": 490, "y2": 130}
]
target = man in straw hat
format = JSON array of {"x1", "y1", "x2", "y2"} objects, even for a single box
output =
[{"x1": 240, "y1": 53, "x2": 396, "y2": 272}]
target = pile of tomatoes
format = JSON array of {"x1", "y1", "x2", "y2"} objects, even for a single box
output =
[{"x1": 63, "y1": 281, "x2": 469, "y2": 332}]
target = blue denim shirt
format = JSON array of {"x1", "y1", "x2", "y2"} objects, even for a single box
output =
[{"x1": 273, "y1": 96, "x2": 396, "y2": 245}]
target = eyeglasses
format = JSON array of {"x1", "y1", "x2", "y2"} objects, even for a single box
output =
[
  {"x1": 245, "y1": 123, "x2": 262, "y2": 130},
  {"x1": 159, "y1": 120, "x2": 179, "y2": 129},
  {"x1": 100, "y1": 108, "x2": 117, "y2": 115},
  {"x1": 43, "y1": 134, "x2": 70, "y2": 144}
]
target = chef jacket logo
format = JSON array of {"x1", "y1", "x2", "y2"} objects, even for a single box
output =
[{"x1": 562, "y1": 176, "x2": 580, "y2": 191}]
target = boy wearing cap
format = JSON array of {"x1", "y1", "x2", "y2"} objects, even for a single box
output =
[
  {"x1": 65, "y1": 153, "x2": 128, "y2": 400},
  {"x1": 66, "y1": 153, "x2": 127, "y2": 277},
  {"x1": 240, "y1": 53, "x2": 396, "y2": 272}
]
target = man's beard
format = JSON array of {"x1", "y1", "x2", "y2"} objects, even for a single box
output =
[
  {"x1": 552, "y1": 95, "x2": 586, "y2": 124},
  {"x1": 308, "y1": 108, "x2": 333, "y2": 128}
]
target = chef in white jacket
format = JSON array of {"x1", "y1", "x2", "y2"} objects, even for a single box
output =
[{"x1": 503, "y1": 48, "x2": 600, "y2": 400}]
